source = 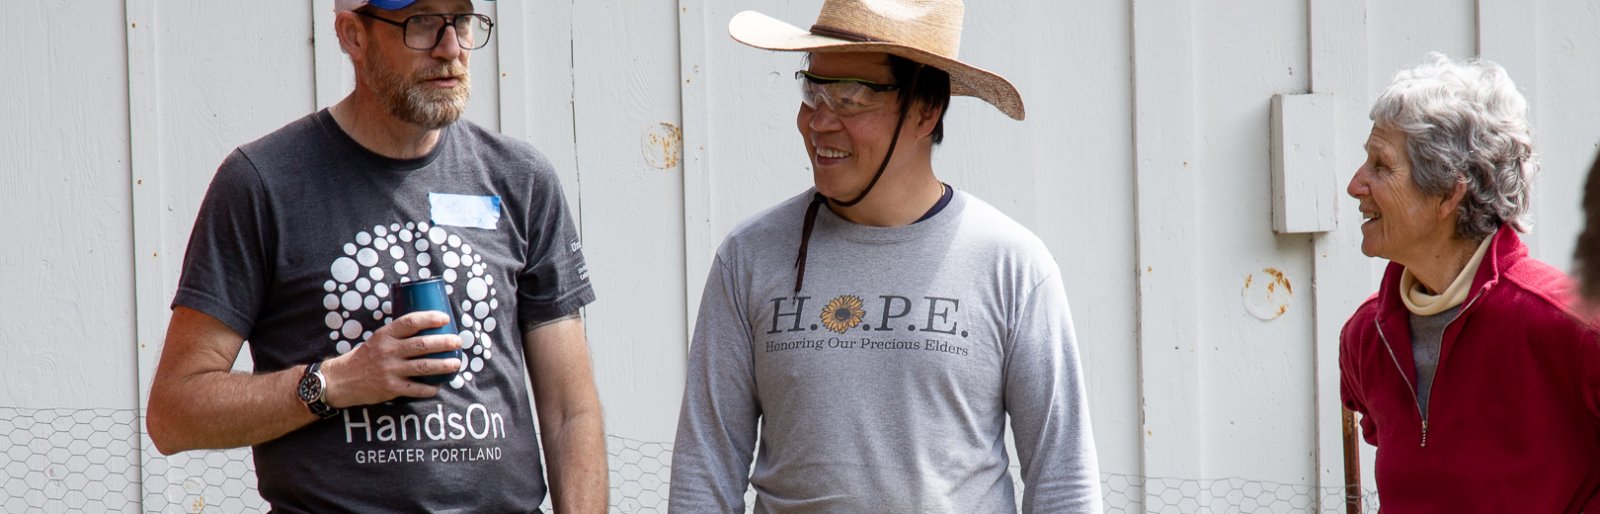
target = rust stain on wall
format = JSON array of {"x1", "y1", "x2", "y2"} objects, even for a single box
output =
[
  {"x1": 643, "y1": 122, "x2": 683, "y2": 170},
  {"x1": 1263, "y1": 266, "x2": 1292, "y2": 294},
  {"x1": 1242, "y1": 267, "x2": 1293, "y2": 321}
]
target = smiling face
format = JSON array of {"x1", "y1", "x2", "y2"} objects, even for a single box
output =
[
  {"x1": 357, "y1": 0, "x2": 475, "y2": 129},
  {"x1": 1347, "y1": 124, "x2": 1462, "y2": 264},
  {"x1": 796, "y1": 52, "x2": 912, "y2": 201}
]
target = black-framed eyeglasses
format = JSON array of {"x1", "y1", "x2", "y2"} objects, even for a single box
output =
[{"x1": 357, "y1": 11, "x2": 494, "y2": 51}]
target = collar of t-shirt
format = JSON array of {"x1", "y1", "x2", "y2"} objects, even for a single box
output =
[
  {"x1": 1399, "y1": 235, "x2": 1493, "y2": 316},
  {"x1": 914, "y1": 183, "x2": 954, "y2": 224},
  {"x1": 317, "y1": 109, "x2": 449, "y2": 172}
]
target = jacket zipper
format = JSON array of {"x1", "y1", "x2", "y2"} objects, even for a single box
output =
[{"x1": 1373, "y1": 291, "x2": 1484, "y2": 448}]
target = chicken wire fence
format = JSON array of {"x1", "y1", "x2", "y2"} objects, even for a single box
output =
[{"x1": 1, "y1": 406, "x2": 1377, "y2": 513}]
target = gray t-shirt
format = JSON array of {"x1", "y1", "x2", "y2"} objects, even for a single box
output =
[
  {"x1": 670, "y1": 190, "x2": 1102, "y2": 513},
  {"x1": 173, "y1": 110, "x2": 594, "y2": 512}
]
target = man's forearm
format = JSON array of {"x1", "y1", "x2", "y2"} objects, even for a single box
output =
[
  {"x1": 147, "y1": 366, "x2": 316, "y2": 454},
  {"x1": 523, "y1": 314, "x2": 608, "y2": 512},
  {"x1": 148, "y1": 307, "x2": 463, "y2": 454},
  {"x1": 540, "y1": 408, "x2": 609, "y2": 512}
]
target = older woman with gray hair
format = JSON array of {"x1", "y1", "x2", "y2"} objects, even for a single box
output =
[{"x1": 1339, "y1": 53, "x2": 1600, "y2": 512}]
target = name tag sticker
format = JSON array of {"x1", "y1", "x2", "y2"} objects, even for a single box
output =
[{"x1": 429, "y1": 193, "x2": 502, "y2": 230}]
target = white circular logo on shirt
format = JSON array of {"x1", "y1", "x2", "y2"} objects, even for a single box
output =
[{"x1": 321, "y1": 221, "x2": 503, "y2": 389}]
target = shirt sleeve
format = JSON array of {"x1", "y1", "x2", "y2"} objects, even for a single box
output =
[
  {"x1": 1339, "y1": 316, "x2": 1379, "y2": 446},
  {"x1": 669, "y1": 254, "x2": 760, "y2": 512},
  {"x1": 1573, "y1": 321, "x2": 1600, "y2": 426},
  {"x1": 1005, "y1": 270, "x2": 1103, "y2": 513},
  {"x1": 515, "y1": 159, "x2": 595, "y2": 329},
  {"x1": 170, "y1": 149, "x2": 274, "y2": 338}
]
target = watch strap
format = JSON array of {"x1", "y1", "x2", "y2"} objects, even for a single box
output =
[{"x1": 300, "y1": 360, "x2": 340, "y2": 419}]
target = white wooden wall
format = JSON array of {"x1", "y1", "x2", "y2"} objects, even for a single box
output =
[{"x1": 3, "y1": 0, "x2": 1598, "y2": 512}]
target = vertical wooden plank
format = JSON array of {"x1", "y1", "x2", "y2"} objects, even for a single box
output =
[
  {"x1": 1132, "y1": 0, "x2": 1202, "y2": 503},
  {"x1": 311, "y1": 0, "x2": 347, "y2": 109},
  {"x1": 695, "y1": 1, "x2": 817, "y2": 243},
  {"x1": 997, "y1": 0, "x2": 1141, "y2": 484},
  {"x1": 514, "y1": 0, "x2": 582, "y2": 217},
  {"x1": 1533, "y1": 0, "x2": 1600, "y2": 275},
  {"x1": 564, "y1": 3, "x2": 688, "y2": 510},
  {"x1": 126, "y1": 0, "x2": 160, "y2": 509},
  {"x1": 127, "y1": 0, "x2": 160, "y2": 418},
  {"x1": 2, "y1": 0, "x2": 138, "y2": 411},
  {"x1": 1368, "y1": 2, "x2": 1476, "y2": 96},
  {"x1": 466, "y1": 2, "x2": 503, "y2": 130},
  {"x1": 679, "y1": 0, "x2": 712, "y2": 345},
  {"x1": 1477, "y1": 0, "x2": 1542, "y2": 259},
  {"x1": 1479, "y1": 0, "x2": 1540, "y2": 123},
  {"x1": 1308, "y1": 0, "x2": 1371, "y2": 509},
  {"x1": 1186, "y1": 0, "x2": 1319, "y2": 488},
  {"x1": 570, "y1": 0, "x2": 687, "y2": 444},
  {"x1": 496, "y1": 0, "x2": 530, "y2": 143}
]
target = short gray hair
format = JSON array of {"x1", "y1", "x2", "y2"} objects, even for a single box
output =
[{"x1": 1370, "y1": 52, "x2": 1539, "y2": 240}]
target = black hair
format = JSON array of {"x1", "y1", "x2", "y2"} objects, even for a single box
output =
[
  {"x1": 1576, "y1": 148, "x2": 1600, "y2": 303},
  {"x1": 887, "y1": 55, "x2": 952, "y2": 144}
]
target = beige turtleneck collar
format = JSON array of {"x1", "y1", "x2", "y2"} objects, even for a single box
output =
[{"x1": 1398, "y1": 236, "x2": 1494, "y2": 316}]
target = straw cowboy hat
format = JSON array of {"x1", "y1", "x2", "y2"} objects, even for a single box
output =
[{"x1": 729, "y1": 0, "x2": 1025, "y2": 120}]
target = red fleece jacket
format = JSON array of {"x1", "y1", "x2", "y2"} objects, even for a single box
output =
[{"x1": 1341, "y1": 226, "x2": 1600, "y2": 513}]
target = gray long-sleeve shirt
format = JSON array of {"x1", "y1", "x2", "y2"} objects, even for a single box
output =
[{"x1": 670, "y1": 190, "x2": 1101, "y2": 513}]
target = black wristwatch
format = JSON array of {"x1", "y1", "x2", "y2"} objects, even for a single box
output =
[{"x1": 297, "y1": 360, "x2": 340, "y2": 419}]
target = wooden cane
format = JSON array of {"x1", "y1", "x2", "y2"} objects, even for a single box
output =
[{"x1": 1342, "y1": 408, "x2": 1362, "y2": 514}]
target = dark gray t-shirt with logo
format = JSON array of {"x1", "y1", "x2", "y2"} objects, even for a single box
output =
[
  {"x1": 670, "y1": 190, "x2": 1102, "y2": 513},
  {"x1": 173, "y1": 110, "x2": 594, "y2": 512}
]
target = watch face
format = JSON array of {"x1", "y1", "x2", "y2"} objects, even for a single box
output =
[{"x1": 298, "y1": 374, "x2": 322, "y2": 403}]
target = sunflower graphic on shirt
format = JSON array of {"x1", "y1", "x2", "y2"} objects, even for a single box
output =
[{"x1": 820, "y1": 295, "x2": 865, "y2": 333}]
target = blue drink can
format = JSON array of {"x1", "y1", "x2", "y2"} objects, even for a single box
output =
[{"x1": 391, "y1": 278, "x2": 463, "y2": 385}]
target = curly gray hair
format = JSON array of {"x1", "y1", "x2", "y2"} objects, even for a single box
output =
[{"x1": 1369, "y1": 52, "x2": 1539, "y2": 240}]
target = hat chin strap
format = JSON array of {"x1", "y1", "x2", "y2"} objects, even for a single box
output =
[
  {"x1": 824, "y1": 112, "x2": 905, "y2": 207},
  {"x1": 820, "y1": 66, "x2": 923, "y2": 208}
]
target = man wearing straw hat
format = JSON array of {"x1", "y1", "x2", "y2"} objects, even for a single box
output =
[{"x1": 670, "y1": 1, "x2": 1102, "y2": 511}]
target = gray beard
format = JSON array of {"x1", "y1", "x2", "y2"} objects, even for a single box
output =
[{"x1": 367, "y1": 60, "x2": 470, "y2": 130}]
